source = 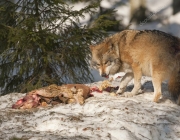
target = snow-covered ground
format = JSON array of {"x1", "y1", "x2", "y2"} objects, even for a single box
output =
[{"x1": 0, "y1": 77, "x2": 180, "y2": 140}]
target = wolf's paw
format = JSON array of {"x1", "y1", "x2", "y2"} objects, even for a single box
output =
[
  {"x1": 153, "y1": 93, "x2": 161, "y2": 103},
  {"x1": 138, "y1": 89, "x2": 143, "y2": 94},
  {"x1": 116, "y1": 87, "x2": 125, "y2": 95},
  {"x1": 124, "y1": 92, "x2": 134, "y2": 97},
  {"x1": 153, "y1": 98, "x2": 159, "y2": 103}
]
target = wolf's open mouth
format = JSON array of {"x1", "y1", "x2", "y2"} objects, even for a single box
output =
[{"x1": 101, "y1": 74, "x2": 109, "y2": 78}]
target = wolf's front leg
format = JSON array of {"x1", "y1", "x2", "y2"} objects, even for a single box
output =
[
  {"x1": 124, "y1": 65, "x2": 142, "y2": 97},
  {"x1": 116, "y1": 73, "x2": 134, "y2": 94}
]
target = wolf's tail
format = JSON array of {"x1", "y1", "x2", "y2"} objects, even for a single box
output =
[{"x1": 168, "y1": 54, "x2": 180, "y2": 105}]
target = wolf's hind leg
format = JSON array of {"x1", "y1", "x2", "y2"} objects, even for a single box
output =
[
  {"x1": 116, "y1": 73, "x2": 134, "y2": 94},
  {"x1": 124, "y1": 65, "x2": 142, "y2": 97},
  {"x1": 152, "y1": 74, "x2": 162, "y2": 102}
]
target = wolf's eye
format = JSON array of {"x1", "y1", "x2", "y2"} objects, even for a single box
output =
[
  {"x1": 96, "y1": 63, "x2": 100, "y2": 67},
  {"x1": 104, "y1": 61, "x2": 110, "y2": 65}
]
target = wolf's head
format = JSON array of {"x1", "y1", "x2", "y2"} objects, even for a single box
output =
[{"x1": 90, "y1": 40, "x2": 121, "y2": 77}]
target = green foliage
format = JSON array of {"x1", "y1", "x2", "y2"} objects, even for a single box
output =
[
  {"x1": 90, "y1": 9, "x2": 120, "y2": 31},
  {"x1": 66, "y1": 0, "x2": 122, "y2": 31},
  {"x1": 0, "y1": 0, "x2": 117, "y2": 94}
]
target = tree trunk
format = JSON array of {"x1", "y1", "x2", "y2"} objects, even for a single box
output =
[
  {"x1": 130, "y1": 0, "x2": 146, "y2": 23},
  {"x1": 172, "y1": 0, "x2": 180, "y2": 15}
]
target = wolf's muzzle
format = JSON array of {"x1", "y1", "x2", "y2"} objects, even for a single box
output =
[{"x1": 101, "y1": 73, "x2": 109, "y2": 78}]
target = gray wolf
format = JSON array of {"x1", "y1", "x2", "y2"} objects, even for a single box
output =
[{"x1": 90, "y1": 29, "x2": 180, "y2": 104}]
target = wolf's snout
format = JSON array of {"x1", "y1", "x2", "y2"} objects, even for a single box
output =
[{"x1": 101, "y1": 73, "x2": 108, "y2": 78}]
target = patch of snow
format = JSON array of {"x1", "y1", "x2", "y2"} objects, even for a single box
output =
[
  {"x1": 115, "y1": 4, "x2": 130, "y2": 26},
  {"x1": 146, "y1": 0, "x2": 172, "y2": 13},
  {"x1": 0, "y1": 76, "x2": 180, "y2": 140}
]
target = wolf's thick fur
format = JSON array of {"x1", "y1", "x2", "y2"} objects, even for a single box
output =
[{"x1": 90, "y1": 30, "x2": 180, "y2": 104}]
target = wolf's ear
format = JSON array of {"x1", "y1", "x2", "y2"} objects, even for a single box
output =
[
  {"x1": 109, "y1": 43, "x2": 117, "y2": 51},
  {"x1": 109, "y1": 43, "x2": 120, "y2": 56}
]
